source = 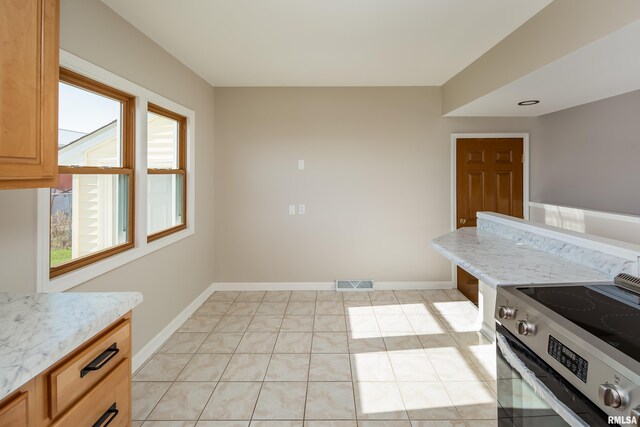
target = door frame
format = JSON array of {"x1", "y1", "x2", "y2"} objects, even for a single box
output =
[{"x1": 450, "y1": 132, "x2": 530, "y2": 285}]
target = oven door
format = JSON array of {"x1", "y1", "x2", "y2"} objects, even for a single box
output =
[{"x1": 496, "y1": 324, "x2": 611, "y2": 427}]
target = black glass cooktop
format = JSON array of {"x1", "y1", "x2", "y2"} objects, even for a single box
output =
[{"x1": 518, "y1": 285, "x2": 640, "y2": 363}]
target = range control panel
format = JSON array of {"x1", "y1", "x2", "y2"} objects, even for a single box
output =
[
  {"x1": 496, "y1": 285, "x2": 640, "y2": 424},
  {"x1": 548, "y1": 335, "x2": 588, "y2": 383}
]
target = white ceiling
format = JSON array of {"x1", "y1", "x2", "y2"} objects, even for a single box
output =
[
  {"x1": 101, "y1": 0, "x2": 552, "y2": 87},
  {"x1": 445, "y1": 20, "x2": 640, "y2": 116}
]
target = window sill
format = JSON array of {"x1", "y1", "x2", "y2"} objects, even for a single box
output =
[
  {"x1": 148, "y1": 223, "x2": 187, "y2": 243},
  {"x1": 40, "y1": 225, "x2": 194, "y2": 293},
  {"x1": 50, "y1": 242, "x2": 135, "y2": 279}
]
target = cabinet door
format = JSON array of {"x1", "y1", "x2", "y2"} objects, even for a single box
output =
[
  {"x1": 0, "y1": 380, "x2": 35, "y2": 427},
  {"x1": 0, "y1": 0, "x2": 59, "y2": 189},
  {"x1": 0, "y1": 393, "x2": 28, "y2": 427}
]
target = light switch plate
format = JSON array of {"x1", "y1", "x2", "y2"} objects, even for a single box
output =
[
  {"x1": 298, "y1": 159, "x2": 305, "y2": 170},
  {"x1": 298, "y1": 204, "x2": 306, "y2": 215},
  {"x1": 288, "y1": 205, "x2": 296, "y2": 215}
]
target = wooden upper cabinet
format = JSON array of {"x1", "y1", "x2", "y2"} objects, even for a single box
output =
[{"x1": 0, "y1": 0, "x2": 59, "y2": 189}]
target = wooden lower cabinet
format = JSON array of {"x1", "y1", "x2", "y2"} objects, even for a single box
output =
[
  {"x1": 50, "y1": 360, "x2": 130, "y2": 427},
  {"x1": 0, "y1": 313, "x2": 132, "y2": 427},
  {"x1": 0, "y1": 381, "x2": 35, "y2": 427}
]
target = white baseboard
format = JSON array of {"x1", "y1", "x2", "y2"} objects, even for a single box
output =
[
  {"x1": 375, "y1": 281, "x2": 453, "y2": 290},
  {"x1": 211, "y1": 281, "x2": 454, "y2": 291},
  {"x1": 132, "y1": 283, "x2": 216, "y2": 372},
  {"x1": 212, "y1": 282, "x2": 334, "y2": 291}
]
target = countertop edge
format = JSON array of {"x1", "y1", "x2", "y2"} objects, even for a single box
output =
[
  {"x1": 0, "y1": 291, "x2": 143, "y2": 402},
  {"x1": 431, "y1": 239, "x2": 502, "y2": 288}
]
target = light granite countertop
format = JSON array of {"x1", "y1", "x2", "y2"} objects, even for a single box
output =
[
  {"x1": 431, "y1": 227, "x2": 611, "y2": 288},
  {"x1": 0, "y1": 292, "x2": 142, "y2": 401}
]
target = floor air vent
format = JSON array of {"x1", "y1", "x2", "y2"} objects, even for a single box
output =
[{"x1": 336, "y1": 280, "x2": 374, "y2": 291}]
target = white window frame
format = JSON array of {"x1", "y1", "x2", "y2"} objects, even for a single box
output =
[{"x1": 36, "y1": 50, "x2": 196, "y2": 293}]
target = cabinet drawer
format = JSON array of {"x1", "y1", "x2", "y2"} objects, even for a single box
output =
[
  {"x1": 48, "y1": 319, "x2": 130, "y2": 418},
  {"x1": 0, "y1": 392, "x2": 29, "y2": 427},
  {"x1": 51, "y1": 358, "x2": 130, "y2": 427}
]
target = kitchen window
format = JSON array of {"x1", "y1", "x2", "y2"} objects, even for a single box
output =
[
  {"x1": 39, "y1": 51, "x2": 195, "y2": 292},
  {"x1": 50, "y1": 68, "x2": 135, "y2": 278},
  {"x1": 147, "y1": 104, "x2": 187, "y2": 241}
]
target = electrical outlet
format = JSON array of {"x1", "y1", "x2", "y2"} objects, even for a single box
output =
[
  {"x1": 288, "y1": 205, "x2": 296, "y2": 215},
  {"x1": 298, "y1": 159, "x2": 305, "y2": 170},
  {"x1": 298, "y1": 204, "x2": 306, "y2": 215}
]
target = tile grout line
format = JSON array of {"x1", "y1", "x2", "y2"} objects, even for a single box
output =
[
  {"x1": 190, "y1": 292, "x2": 240, "y2": 422},
  {"x1": 347, "y1": 290, "x2": 375, "y2": 422},
  {"x1": 246, "y1": 292, "x2": 292, "y2": 423},
  {"x1": 140, "y1": 291, "x2": 240, "y2": 423},
  {"x1": 372, "y1": 291, "x2": 409, "y2": 421},
  {"x1": 195, "y1": 293, "x2": 244, "y2": 424},
  {"x1": 197, "y1": 291, "x2": 262, "y2": 423},
  {"x1": 193, "y1": 341, "x2": 237, "y2": 421},
  {"x1": 345, "y1": 301, "x2": 360, "y2": 422},
  {"x1": 170, "y1": 292, "x2": 238, "y2": 422},
  {"x1": 302, "y1": 292, "x2": 318, "y2": 423},
  {"x1": 412, "y1": 291, "x2": 476, "y2": 424},
  {"x1": 200, "y1": 291, "x2": 274, "y2": 423}
]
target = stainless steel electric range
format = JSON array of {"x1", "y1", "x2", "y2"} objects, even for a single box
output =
[{"x1": 495, "y1": 273, "x2": 640, "y2": 427}]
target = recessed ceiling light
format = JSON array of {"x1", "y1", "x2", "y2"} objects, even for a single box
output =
[{"x1": 518, "y1": 100, "x2": 540, "y2": 106}]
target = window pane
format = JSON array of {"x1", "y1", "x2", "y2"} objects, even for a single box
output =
[
  {"x1": 58, "y1": 82, "x2": 123, "y2": 167},
  {"x1": 50, "y1": 174, "x2": 129, "y2": 267},
  {"x1": 147, "y1": 174, "x2": 184, "y2": 235},
  {"x1": 147, "y1": 112, "x2": 179, "y2": 168}
]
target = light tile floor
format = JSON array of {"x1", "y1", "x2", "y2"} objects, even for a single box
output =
[{"x1": 133, "y1": 289, "x2": 502, "y2": 427}]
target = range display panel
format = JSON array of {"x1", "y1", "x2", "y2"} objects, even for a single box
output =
[{"x1": 548, "y1": 335, "x2": 588, "y2": 382}]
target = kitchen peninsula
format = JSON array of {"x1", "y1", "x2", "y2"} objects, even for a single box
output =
[{"x1": 431, "y1": 212, "x2": 640, "y2": 338}]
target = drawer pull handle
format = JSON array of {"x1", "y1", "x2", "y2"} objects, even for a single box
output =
[
  {"x1": 81, "y1": 343, "x2": 119, "y2": 378},
  {"x1": 93, "y1": 403, "x2": 118, "y2": 427}
]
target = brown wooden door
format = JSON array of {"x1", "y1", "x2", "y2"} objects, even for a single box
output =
[
  {"x1": 0, "y1": 0, "x2": 59, "y2": 189},
  {"x1": 456, "y1": 138, "x2": 524, "y2": 304}
]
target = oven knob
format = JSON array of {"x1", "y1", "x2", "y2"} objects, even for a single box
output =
[
  {"x1": 598, "y1": 383, "x2": 627, "y2": 409},
  {"x1": 497, "y1": 306, "x2": 517, "y2": 320},
  {"x1": 516, "y1": 320, "x2": 535, "y2": 336}
]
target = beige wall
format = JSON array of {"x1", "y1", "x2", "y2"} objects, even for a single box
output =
[
  {"x1": 530, "y1": 89, "x2": 640, "y2": 216},
  {"x1": 442, "y1": 0, "x2": 640, "y2": 115},
  {"x1": 213, "y1": 87, "x2": 537, "y2": 283},
  {"x1": 0, "y1": 0, "x2": 215, "y2": 354}
]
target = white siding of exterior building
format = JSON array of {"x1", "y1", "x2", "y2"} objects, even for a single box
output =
[
  {"x1": 147, "y1": 112, "x2": 181, "y2": 234},
  {"x1": 61, "y1": 122, "x2": 121, "y2": 259},
  {"x1": 86, "y1": 137, "x2": 119, "y2": 167},
  {"x1": 71, "y1": 174, "x2": 116, "y2": 258},
  {"x1": 147, "y1": 112, "x2": 178, "y2": 167}
]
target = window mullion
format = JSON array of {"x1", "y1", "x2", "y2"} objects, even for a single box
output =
[
  {"x1": 147, "y1": 169, "x2": 184, "y2": 175},
  {"x1": 58, "y1": 166, "x2": 133, "y2": 175},
  {"x1": 136, "y1": 96, "x2": 149, "y2": 250}
]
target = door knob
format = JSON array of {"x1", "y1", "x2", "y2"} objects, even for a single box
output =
[{"x1": 459, "y1": 218, "x2": 467, "y2": 224}]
